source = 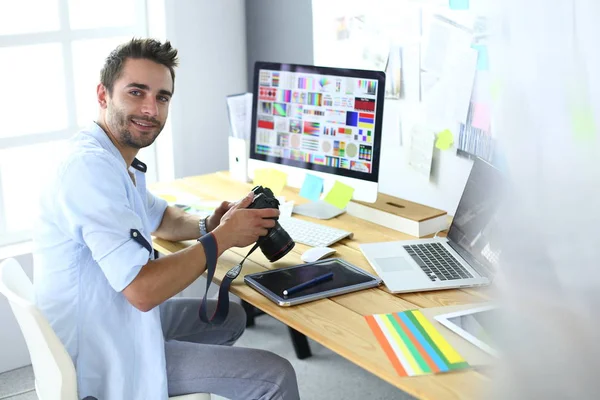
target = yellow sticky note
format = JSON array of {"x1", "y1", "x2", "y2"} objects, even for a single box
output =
[
  {"x1": 572, "y1": 107, "x2": 597, "y2": 141},
  {"x1": 253, "y1": 168, "x2": 287, "y2": 196},
  {"x1": 435, "y1": 129, "x2": 454, "y2": 150},
  {"x1": 490, "y1": 78, "x2": 503, "y2": 101},
  {"x1": 323, "y1": 180, "x2": 355, "y2": 209}
]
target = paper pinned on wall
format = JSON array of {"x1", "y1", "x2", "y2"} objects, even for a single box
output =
[
  {"x1": 472, "y1": 103, "x2": 491, "y2": 131},
  {"x1": 226, "y1": 92, "x2": 253, "y2": 139},
  {"x1": 435, "y1": 129, "x2": 454, "y2": 150},
  {"x1": 421, "y1": 17, "x2": 473, "y2": 79},
  {"x1": 490, "y1": 78, "x2": 503, "y2": 101},
  {"x1": 253, "y1": 168, "x2": 288, "y2": 196},
  {"x1": 571, "y1": 106, "x2": 597, "y2": 141},
  {"x1": 449, "y1": 0, "x2": 470, "y2": 10},
  {"x1": 424, "y1": 47, "x2": 477, "y2": 130},
  {"x1": 299, "y1": 174, "x2": 324, "y2": 202},
  {"x1": 407, "y1": 124, "x2": 434, "y2": 179},
  {"x1": 323, "y1": 180, "x2": 355, "y2": 210},
  {"x1": 471, "y1": 44, "x2": 489, "y2": 71}
]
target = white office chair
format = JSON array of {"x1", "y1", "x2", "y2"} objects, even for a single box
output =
[{"x1": 0, "y1": 258, "x2": 211, "y2": 400}]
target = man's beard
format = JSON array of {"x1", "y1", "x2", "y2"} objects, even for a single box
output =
[{"x1": 108, "y1": 104, "x2": 164, "y2": 149}]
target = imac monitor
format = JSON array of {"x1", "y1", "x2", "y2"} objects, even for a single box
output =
[{"x1": 248, "y1": 62, "x2": 386, "y2": 204}]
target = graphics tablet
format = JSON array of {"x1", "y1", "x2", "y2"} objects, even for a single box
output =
[{"x1": 244, "y1": 258, "x2": 382, "y2": 306}]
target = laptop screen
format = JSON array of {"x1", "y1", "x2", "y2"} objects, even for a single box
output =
[{"x1": 447, "y1": 158, "x2": 504, "y2": 275}]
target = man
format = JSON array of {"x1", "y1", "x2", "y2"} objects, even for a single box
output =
[{"x1": 33, "y1": 38, "x2": 300, "y2": 400}]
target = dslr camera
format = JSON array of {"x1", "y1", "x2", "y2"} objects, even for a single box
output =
[{"x1": 247, "y1": 185, "x2": 295, "y2": 262}]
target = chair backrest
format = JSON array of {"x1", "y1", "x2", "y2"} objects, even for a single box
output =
[{"x1": 0, "y1": 258, "x2": 78, "y2": 400}]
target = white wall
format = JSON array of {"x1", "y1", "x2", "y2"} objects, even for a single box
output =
[{"x1": 157, "y1": 0, "x2": 248, "y2": 180}]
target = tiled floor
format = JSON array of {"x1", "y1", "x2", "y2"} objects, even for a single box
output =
[{"x1": 0, "y1": 365, "x2": 35, "y2": 400}]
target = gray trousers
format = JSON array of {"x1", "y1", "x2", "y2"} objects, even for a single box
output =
[{"x1": 160, "y1": 298, "x2": 300, "y2": 400}]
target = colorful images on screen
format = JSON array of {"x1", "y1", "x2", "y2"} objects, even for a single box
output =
[{"x1": 254, "y1": 68, "x2": 379, "y2": 175}]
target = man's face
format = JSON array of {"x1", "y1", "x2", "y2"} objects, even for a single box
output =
[{"x1": 101, "y1": 58, "x2": 173, "y2": 149}]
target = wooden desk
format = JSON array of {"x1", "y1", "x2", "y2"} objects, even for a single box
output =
[{"x1": 151, "y1": 172, "x2": 491, "y2": 400}]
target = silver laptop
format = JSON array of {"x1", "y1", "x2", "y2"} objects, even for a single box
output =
[{"x1": 360, "y1": 158, "x2": 503, "y2": 293}]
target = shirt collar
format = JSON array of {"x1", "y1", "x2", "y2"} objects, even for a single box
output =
[{"x1": 85, "y1": 122, "x2": 147, "y2": 173}]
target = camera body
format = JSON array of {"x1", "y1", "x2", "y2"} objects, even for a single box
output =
[
  {"x1": 248, "y1": 186, "x2": 281, "y2": 213},
  {"x1": 247, "y1": 185, "x2": 295, "y2": 262}
]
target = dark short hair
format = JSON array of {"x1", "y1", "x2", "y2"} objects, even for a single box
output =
[{"x1": 100, "y1": 38, "x2": 179, "y2": 95}]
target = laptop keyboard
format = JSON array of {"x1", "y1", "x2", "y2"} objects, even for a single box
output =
[{"x1": 404, "y1": 243, "x2": 473, "y2": 282}]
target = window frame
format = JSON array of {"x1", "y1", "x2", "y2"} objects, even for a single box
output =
[{"x1": 0, "y1": 0, "x2": 153, "y2": 247}]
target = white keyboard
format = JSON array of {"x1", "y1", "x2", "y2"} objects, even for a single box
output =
[{"x1": 279, "y1": 217, "x2": 353, "y2": 248}]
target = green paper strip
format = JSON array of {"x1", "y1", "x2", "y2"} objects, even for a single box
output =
[{"x1": 386, "y1": 314, "x2": 431, "y2": 374}]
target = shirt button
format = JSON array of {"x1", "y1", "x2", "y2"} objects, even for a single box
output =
[{"x1": 133, "y1": 232, "x2": 138, "y2": 237}]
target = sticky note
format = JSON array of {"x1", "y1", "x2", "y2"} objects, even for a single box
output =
[
  {"x1": 490, "y1": 78, "x2": 503, "y2": 101},
  {"x1": 435, "y1": 129, "x2": 454, "y2": 150},
  {"x1": 323, "y1": 180, "x2": 355, "y2": 210},
  {"x1": 472, "y1": 103, "x2": 491, "y2": 131},
  {"x1": 449, "y1": 0, "x2": 469, "y2": 10},
  {"x1": 571, "y1": 106, "x2": 597, "y2": 141},
  {"x1": 299, "y1": 174, "x2": 324, "y2": 202},
  {"x1": 253, "y1": 168, "x2": 287, "y2": 196},
  {"x1": 471, "y1": 44, "x2": 489, "y2": 71}
]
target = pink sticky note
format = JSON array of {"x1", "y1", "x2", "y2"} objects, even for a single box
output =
[{"x1": 472, "y1": 103, "x2": 491, "y2": 131}]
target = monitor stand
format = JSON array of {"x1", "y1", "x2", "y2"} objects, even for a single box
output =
[{"x1": 292, "y1": 200, "x2": 345, "y2": 220}]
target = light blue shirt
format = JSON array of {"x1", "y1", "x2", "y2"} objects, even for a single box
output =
[{"x1": 33, "y1": 123, "x2": 169, "y2": 400}]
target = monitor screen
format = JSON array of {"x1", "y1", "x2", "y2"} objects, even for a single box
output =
[
  {"x1": 249, "y1": 62, "x2": 386, "y2": 184},
  {"x1": 448, "y1": 158, "x2": 504, "y2": 273}
]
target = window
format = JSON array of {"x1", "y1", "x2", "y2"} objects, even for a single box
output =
[{"x1": 0, "y1": 0, "x2": 151, "y2": 246}]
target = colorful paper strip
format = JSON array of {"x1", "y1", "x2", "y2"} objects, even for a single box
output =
[{"x1": 365, "y1": 310, "x2": 470, "y2": 377}]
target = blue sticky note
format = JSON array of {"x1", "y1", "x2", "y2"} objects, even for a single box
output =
[
  {"x1": 471, "y1": 45, "x2": 489, "y2": 71},
  {"x1": 449, "y1": 0, "x2": 469, "y2": 10},
  {"x1": 299, "y1": 174, "x2": 324, "y2": 202}
]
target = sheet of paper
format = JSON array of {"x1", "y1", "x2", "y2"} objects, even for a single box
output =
[
  {"x1": 299, "y1": 174, "x2": 324, "y2": 202},
  {"x1": 407, "y1": 124, "x2": 434, "y2": 179},
  {"x1": 402, "y1": 42, "x2": 422, "y2": 103},
  {"x1": 423, "y1": 47, "x2": 477, "y2": 130},
  {"x1": 364, "y1": 310, "x2": 470, "y2": 377},
  {"x1": 226, "y1": 93, "x2": 253, "y2": 139},
  {"x1": 435, "y1": 129, "x2": 454, "y2": 150},
  {"x1": 253, "y1": 168, "x2": 288, "y2": 196},
  {"x1": 323, "y1": 180, "x2": 355, "y2": 210},
  {"x1": 472, "y1": 103, "x2": 491, "y2": 131},
  {"x1": 421, "y1": 17, "x2": 473, "y2": 79}
]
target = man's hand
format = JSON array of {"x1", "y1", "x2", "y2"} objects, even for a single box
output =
[
  {"x1": 212, "y1": 192, "x2": 279, "y2": 250},
  {"x1": 206, "y1": 200, "x2": 234, "y2": 232}
]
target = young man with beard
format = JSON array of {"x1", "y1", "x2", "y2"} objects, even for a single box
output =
[{"x1": 33, "y1": 38, "x2": 299, "y2": 400}]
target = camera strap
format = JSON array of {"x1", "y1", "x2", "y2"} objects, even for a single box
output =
[{"x1": 197, "y1": 233, "x2": 260, "y2": 324}]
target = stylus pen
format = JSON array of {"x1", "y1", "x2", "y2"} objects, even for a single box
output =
[{"x1": 282, "y1": 272, "x2": 334, "y2": 296}]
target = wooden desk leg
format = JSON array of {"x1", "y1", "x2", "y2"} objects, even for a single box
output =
[{"x1": 288, "y1": 327, "x2": 312, "y2": 359}]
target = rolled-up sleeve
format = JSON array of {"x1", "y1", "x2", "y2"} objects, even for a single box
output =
[
  {"x1": 146, "y1": 191, "x2": 168, "y2": 232},
  {"x1": 55, "y1": 153, "x2": 151, "y2": 292}
]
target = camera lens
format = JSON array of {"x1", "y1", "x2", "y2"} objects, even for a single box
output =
[{"x1": 258, "y1": 221, "x2": 295, "y2": 262}]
